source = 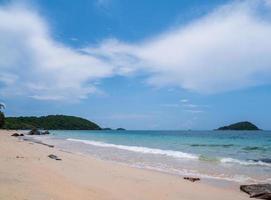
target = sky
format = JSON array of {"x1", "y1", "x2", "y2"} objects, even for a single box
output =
[{"x1": 0, "y1": 0, "x2": 271, "y2": 130}]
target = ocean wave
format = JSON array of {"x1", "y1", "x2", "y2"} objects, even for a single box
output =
[
  {"x1": 190, "y1": 144, "x2": 234, "y2": 148},
  {"x1": 250, "y1": 158, "x2": 271, "y2": 164},
  {"x1": 198, "y1": 155, "x2": 220, "y2": 162},
  {"x1": 242, "y1": 146, "x2": 268, "y2": 151},
  {"x1": 198, "y1": 155, "x2": 271, "y2": 167},
  {"x1": 67, "y1": 138, "x2": 198, "y2": 160},
  {"x1": 221, "y1": 158, "x2": 271, "y2": 167},
  {"x1": 67, "y1": 138, "x2": 271, "y2": 168}
]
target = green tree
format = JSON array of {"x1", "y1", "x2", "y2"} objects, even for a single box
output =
[
  {"x1": 4, "y1": 115, "x2": 101, "y2": 130},
  {"x1": 0, "y1": 103, "x2": 5, "y2": 128}
]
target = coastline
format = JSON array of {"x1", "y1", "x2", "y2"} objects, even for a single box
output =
[{"x1": 0, "y1": 130, "x2": 250, "y2": 200}]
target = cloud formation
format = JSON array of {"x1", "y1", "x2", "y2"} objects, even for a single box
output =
[
  {"x1": 0, "y1": 4, "x2": 121, "y2": 100},
  {"x1": 1, "y1": 1, "x2": 271, "y2": 101},
  {"x1": 161, "y1": 99, "x2": 207, "y2": 113},
  {"x1": 88, "y1": 0, "x2": 271, "y2": 93}
]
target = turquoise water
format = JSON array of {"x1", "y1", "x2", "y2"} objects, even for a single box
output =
[{"x1": 34, "y1": 130, "x2": 271, "y2": 183}]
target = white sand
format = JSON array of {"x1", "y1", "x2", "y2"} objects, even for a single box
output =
[{"x1": 0, "y1": 130, "x2": 250, "y2": 200}]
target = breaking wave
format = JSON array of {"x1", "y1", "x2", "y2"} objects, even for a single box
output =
[
  {"x1": 67, "y1": 138, "x2": 198, "y2": 160},
  {"x1": 67, "y1": 138, "x2": 271, "y2": 167}
]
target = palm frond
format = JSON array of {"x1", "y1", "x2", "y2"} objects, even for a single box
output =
[{"x1": 0, "y1": 103, "x2": 5, "y2": 110}]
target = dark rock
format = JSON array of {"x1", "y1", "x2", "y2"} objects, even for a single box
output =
[
  {"x1": 240, "y1": 184, "x2": 271, "y2": 199},
  {"x1": 11, "y1": 133, "x2": 20, "y2": 137},
  {"x1": 42, "y1": 130, "x2": 50, "y2": 135},
  {"x1": 28, "y1": 128, "x2": 50, "y2": 135},
  {"x1": 20, "y1": 134, "x2": 24, "y2": 136},
  {"x1": 48, "y1": 154, "x2": 61, "y2": 161},
  {"x1": 28, "y1": 128, "x2": 41, "y2": 135},
  {"x1": 184, "y1": 177, "x2": 200, "y2": 182},
  {"x1": 16, "y1": 156, "x2": 24, "y2": 159}
]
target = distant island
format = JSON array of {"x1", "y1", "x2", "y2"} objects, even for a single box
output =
[
  {"x1": 217, "y1": 121, "x2": 261, "y2": 131},
  {"x1": 102, "y1": 128, "x2": 112, "y2": 130},
  {"x1": 116, "y1": 128, "x2": 126, "y2": 131},
  {"x1": 3, "y1": 115, "x2": 101, "y2": 130},
  {"x1": 102, "y1": 128, "x2": 126, "y2": 131}
]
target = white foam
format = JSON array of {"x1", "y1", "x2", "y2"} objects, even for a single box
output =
[{"x1": 67, "y1": 138, "x2": 198, "y2": 160}]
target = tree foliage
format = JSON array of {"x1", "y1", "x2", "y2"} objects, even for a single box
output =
[
  {"x1": 0, "y1": 111, "x2": 4, "y2": 128},
  {"x1": 0, "y1": 103, "x2": 5, "y2": 128},
  {"x1": 0, "y1": 104, "x2": 4, "y2": 110},
  {"x1": 4, "y1": 115, "x2": 101, "y2": 130}
]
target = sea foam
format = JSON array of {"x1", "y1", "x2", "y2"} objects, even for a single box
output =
[
  {"x1": 67, "y1": 138, "x2": 271, "y2": 167},
  {"x1": 67, "y1": 138, "x2": 198, "y2": 160}
]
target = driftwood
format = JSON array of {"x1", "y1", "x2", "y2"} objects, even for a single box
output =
[
  {"x1": 23, "y1": 138, "x2": 54, "y2": 148},
  {"x1": 11, "y1": 133, "x2": 24, "y2": 137},
  {"x1": 48, "y1": 154, "x2": 62, "y2": 161}
]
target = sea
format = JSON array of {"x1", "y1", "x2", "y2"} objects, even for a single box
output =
[{"x1": 29, "y1": 130, "x2": 271, "y2": 184}]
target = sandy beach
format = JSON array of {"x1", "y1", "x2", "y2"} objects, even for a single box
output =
[{"x1": 0, "y1": 130, "x2": 250, "y2": 200}]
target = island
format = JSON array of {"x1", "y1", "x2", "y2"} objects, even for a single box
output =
[
  {"x1": 3, "y1": 115, "x2": 101, "y2": 130},
  {"x1": 102, "y1": 128, "x2": 113, "y2": 131},
  {"x1": 116, "y1": 128, "x2": 126, "y2": 131},
  {"x1": 217, "y1": 121, "x2": 260, "y2": 131},
  {"x1": 102, "y1": 128, "x2": 126, "y2": 131}
]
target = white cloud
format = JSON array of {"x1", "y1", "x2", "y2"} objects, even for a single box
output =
[
  {"x1": 1, "y1": 1, "x2": 271, "y2": 101},
  {"x1": 70, "y1": 37, "x2": 78, "y2": 41},
  {"x1": 0, "y1": 4, "x2": 124, "y2": 101},
  {"x1": 180, "y1": 99, "x2": 189, "y2": 103},
  {"x1": 86, "y1": 0, "x2": 271, "y2": 93},
  {"x1": 180, "y1": 101, "x2": 209, "y2": 113},
  {"x1": 162, "y1": 97, "x2": 208, "y2": 114}
]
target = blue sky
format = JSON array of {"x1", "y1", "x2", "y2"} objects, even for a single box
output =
[{"x1": 0, "y1": 0, "x2": 271, "y2": 130}]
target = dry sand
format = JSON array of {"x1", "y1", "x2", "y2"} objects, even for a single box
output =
[{"x1": 0, "y1": 130, "x2": 250, "y2": 200}]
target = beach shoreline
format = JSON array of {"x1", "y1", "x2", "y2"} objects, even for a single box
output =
[{"x1": 0, "y1": 130, "x2": 250, "y2": 200}]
